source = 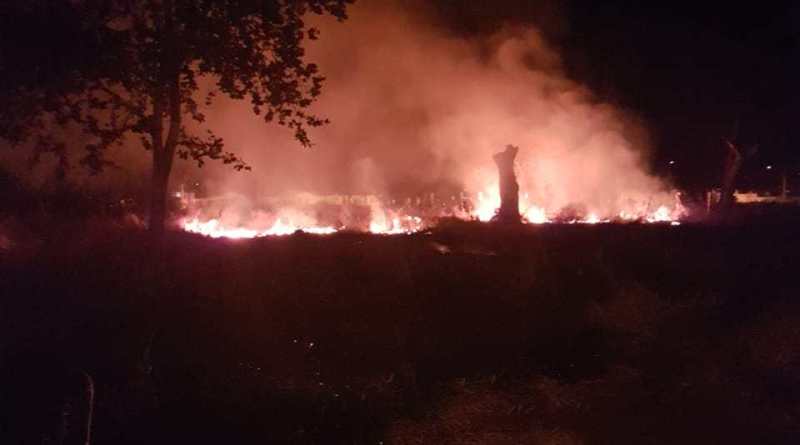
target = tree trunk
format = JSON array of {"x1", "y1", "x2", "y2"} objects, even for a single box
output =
[
  {"x1": 147, "y1": 68, "x2": 181, "y2": 237},
  {"x1": 147, "y1": 89, "x2": 167, "y2": 236},
  {"x1": 149, "y1": 157, "x2": 170, "y2": 237},
  {"x1": 148, "y1": 5, "x2": 181, "y2": 237}
]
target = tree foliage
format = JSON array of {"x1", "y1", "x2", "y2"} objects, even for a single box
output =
[{"x1": 0, "y1": 0, "x2": 351, "y2": 230}]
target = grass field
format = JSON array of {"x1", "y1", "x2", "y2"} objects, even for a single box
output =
[{"x1": 2, "y1": 221, "x2": 799, "y2": 443}]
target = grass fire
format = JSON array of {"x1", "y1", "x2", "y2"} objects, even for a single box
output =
[{"x1": 1, "y1": 1, "x2": 799, "y2": 444}]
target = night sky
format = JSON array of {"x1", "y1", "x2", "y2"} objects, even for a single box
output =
[{"x1": 433, "y1": 0, "x2": 800, "y2": 191}]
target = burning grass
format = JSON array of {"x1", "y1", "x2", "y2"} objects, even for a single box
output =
[{"x1": 177, "y1": 189, "x2": 687, "y2": 239}]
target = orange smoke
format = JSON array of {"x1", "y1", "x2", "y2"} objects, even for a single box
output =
[{"x1": 172, "y1": 1, "x2": 687, "y2": 237}]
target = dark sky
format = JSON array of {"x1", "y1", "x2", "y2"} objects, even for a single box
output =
[{"x1": 432, "y1": 0, "x2": 800, "y2": 190}]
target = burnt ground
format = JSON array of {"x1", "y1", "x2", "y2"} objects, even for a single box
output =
[{"x1": 1, "y1": 221, "x2": 799, "y2": 444}]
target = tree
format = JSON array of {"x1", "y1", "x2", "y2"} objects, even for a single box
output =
[{"x1": 0, "y1": 0, "x2": 351, "y2": 235}]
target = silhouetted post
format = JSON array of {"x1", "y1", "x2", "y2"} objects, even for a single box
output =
[
  {"x1": 493, "y1": 144, "x2": 521, "y2": 224},
  {"x1": 781, "y1": 170, "x2": 788, "y2": 200},
  {"x1": 719, "y1": 140, "x2": 743, "y2": 213}
]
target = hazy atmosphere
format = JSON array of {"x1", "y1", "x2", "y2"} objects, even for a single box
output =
[
  {"x1": 4, "y1": 1, "x2": 675, "y2": 221},
  {"x1": 2, "y1": 1, "x2": 799, "y2": 444},
  {"x1": 180, "y1": 1, "x2": 674, "y2": 218}
]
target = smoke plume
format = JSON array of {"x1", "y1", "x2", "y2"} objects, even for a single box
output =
[
  {"x1": 3, "y1": 1, "x2": 677, "y2": 222},
  {"x1": 189, "y1": 1, "x2": 673, "y2": 218}
]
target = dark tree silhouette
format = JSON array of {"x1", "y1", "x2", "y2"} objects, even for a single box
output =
[{"x1": 0, "y1": 0, "x2": 351, "y2": 235}]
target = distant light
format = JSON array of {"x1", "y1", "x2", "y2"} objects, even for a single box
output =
[
  {"x1": 766, "y1": 165, "x2": 773, "y2": 170},
  {"x1": 668, "y1": 160, "x2": 675, "y2": 165}
]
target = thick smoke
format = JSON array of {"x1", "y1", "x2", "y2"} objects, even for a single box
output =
[
  {"x1": 2, "y1": 1, "x2": 676, "y2": 222},
  {"x1": 191, "y1": 1, "x2": 674, "y2": 218}
]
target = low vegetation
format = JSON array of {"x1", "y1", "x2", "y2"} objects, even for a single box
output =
[{"x1": 2, "y1": 222, "x2": 798, "y2": 443}]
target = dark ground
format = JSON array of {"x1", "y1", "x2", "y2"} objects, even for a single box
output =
[{"x1": 1, "y1": 219, "x2": 799, "y2": 444}]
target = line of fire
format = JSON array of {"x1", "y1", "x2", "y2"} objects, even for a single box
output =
[
  {"x1": 2, "y1": 1, "x2": 799, "y2": 444},
  {"x1": 172, "y1": 143, "x2": 800, "y2": 240},
  {"x1": 173, "y1": 142, "x2": 688, "y2": 239}
]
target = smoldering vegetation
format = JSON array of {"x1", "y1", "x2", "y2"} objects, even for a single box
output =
[{"x1": 2, "y1": 223, "x2": 799, "y2": 444}]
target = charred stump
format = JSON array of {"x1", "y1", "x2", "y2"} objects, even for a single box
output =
[{"x1": 492, "y1": 144, "x2": 521, "y2": 224}]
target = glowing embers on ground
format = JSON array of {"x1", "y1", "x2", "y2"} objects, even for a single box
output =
[
  {"x1": 182, "y1": 217, "x2": 337, "y2": 239},
  {"x1": 181, "y1": 187, "x2": 687, "y2": 239},
  {"x1": 524, "y1": 206, "x2": 549, "y2": 224},
  {"x1": 473, "y1": 182, "x2": 686, "y2": 225},
  {"x1": 181, "y1": 212, "x2": 425, "y2": 239},
  {"x1": 182, "y1": 203, "x2": 683, "y2": 239},
  {"x1": 521, "y1": 204, "x2": 683, "y2": 225},
  {"x1": 369, "y1": 215, "x2": 424, "y2": 235}
]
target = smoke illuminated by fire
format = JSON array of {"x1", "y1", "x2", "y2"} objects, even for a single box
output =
[
  {"x1": 0, "y1": 1, "x2": 693, "y2": 238},
  {"x1": 173, "y1": 1, "x2": 690, "y2": 239}
]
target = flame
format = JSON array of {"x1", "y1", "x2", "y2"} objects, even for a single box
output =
[
  {"x1": 180, "y1": 180, "x2": 687, "y2": 240},
  {"x1": 473, "y1": 184, "x2": 550, "y2": 224},
  {"x1": 182, "y1": 217, "x2": 336, "y2": 239},
  {"x1": 524, "y1": 206, "x2": 548, "y2": 224},
  {"x1": 646, "y1": 205, "x2": 672, "y2": 223},
  {"x1": 465, "y1": 181, "x2": 685, "y2": 226},
  {"x1": 182, "y1": 205, "x2": 425, "y2": 239},
  {"x1": 474, "y1": 189, "x2": 501, "y2": 222},
  {"x1": 618, "y1": 210, "x2": 640, "y2": 222},
  {"x1": 583, "y1": 212, "x2": 601, "y2": 224},
  {"x1": 369, "y1": 215, "x2": 424, "y2": 234}
]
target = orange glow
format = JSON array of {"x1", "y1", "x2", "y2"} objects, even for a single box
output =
[
  {"x1": 474, "y1": 188, "x2": 501, "y2": 222},
  {"x1": 180, "y1": 176, "x2": 687, "y2": 239},
  {"x1": 369, "y1": 215, "x2": 424, "y2": 235},
  {"x1": 523, "y1": 206, "x2": 548, "y2": 224},
  {"x1": 646, "y1": 205, "x2": 672, "y2": 223},
  {"x1": 584, "y1": 213, "x2": 601, "y2": 224},
  {"x1": 182, "y1": 217, "x2": 337, "y2": 238},
  {"x1": 181, "y1": 190, "x2": 686, "y2": 239}
]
